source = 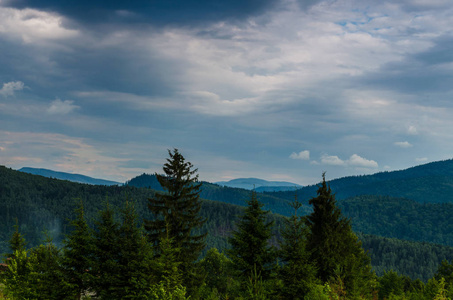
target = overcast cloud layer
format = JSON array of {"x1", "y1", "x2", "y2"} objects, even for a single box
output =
[{"x1": 1, "y1": 0, "x2": 452, "y2": 185}]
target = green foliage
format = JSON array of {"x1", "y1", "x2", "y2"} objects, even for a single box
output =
[
  {"x1": 2, "y1": 246, "x2": 73, "y2": 300},
  {"x1": 305, "y1": 174, "x2": 375, "y2": 298},
  {"x1": 149, "y1": 282, "x2": 189, "y2": 300},
  {"x1": 1, "y1": 249, "x2": 37, "y2": 299},
  {"x1": 278, "y1": 197, "x2": 317, "y2": 299},
  {"x1": 228, "y1": 190, "x2": 275, "y2": 282},
  {"x1": 304, "y1": 283, "x2": 338, "y2": 300},
  {"x1": 7, "y1": 220, "x2": 26, "y2": 259},
  {"x1": 244, "y1": 265, "x2": 268, "y2": 300},
  {"x1": 28, "y1": 242, "x2": 74, "y2": 299},
  {"x1": 360, "y1": 234, "x2": 453, "y2": 281},
  {"x1": 199, "y1": 248, "x2": 238, "y2": 298},
  {"x1": 115, "y1": 201, "x2": 154, "y2": 299},
  {"x1": 127, "y1": 173, "x2": 297, "y2": 216},
  {"x1": 378, "y1": 271, "x2": 406, "y2": 299},
  {"x1": 340, "y1": 196, "x2": 453, "y2": 247},
  {"x1": 91, "y1": 202, "x2": 122, "y2": 299},
  {"x1": 62, "y1": 200, "x2": 95, "y2": 299},
  {"x1": 151, "y1": 226, "x2": 183, "y2": 290},
  {"x1": 145, "y1": 149, "x2": 206, "y2": 293},
  {"x1": 270, "y1": 159, "x2": 453, "y2": 205}
]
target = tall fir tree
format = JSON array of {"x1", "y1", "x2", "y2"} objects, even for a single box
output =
[
  {"x1": 305, "y1": 173, "x2": 375, "y2": 298},
  {"x1": 144, "y1": 149, "x2": 206, "y2": 292},
  {"x1": 116, "y1": 200, "x2": 154, "y2": 299},
  {"x1": 91, "y1": 202, "x2": 122, "y2": 299},
  {"x1": 228, "y1": 190, "x2": 275, "y2": 281},
  {"x1": 7, "y1": 219, "x2": 26, "y2": 259},
  {"x1": 278, "y1": 195, "x2": 318, "y2": 299},
  {"x1": 62, "y1": 201, "x2": 95, "y2": 300}
]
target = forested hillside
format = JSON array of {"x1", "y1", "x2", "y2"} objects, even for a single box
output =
[
  {"x1": 0, "y1": 166, "x2": 281, "y2": 255},
  {"x1": 360, "y1": 234, "x2": 453, "y2": 281},
  {"x1": 19, "y1": 167, "x2": 121, "y2": 186},
  {"x1": 269, "y1": 159, "x2": 453, "y2": 204},
  {"x1": 2, "y1": 164, "x2": 453, "y2": 283},
  {"x1": 127, "y1": 173, "x2": 300, "y2": 216},
  {"x1": 340, "y1": 196, "x2": 453, "y2": 247}
]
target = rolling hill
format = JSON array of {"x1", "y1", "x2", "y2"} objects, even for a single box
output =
[
  {"x1": 3, "y1": 160, "x2": 453, "y2": 280},
  {"x1": 19, "y1": 167, "x2": 121, "y2": 186},
  {"x1": 269, "y1": 159, "x2": 453, "y2": 204},
  {"x1": 215, "y1": 177, "x2": 301, "y2": 192}
]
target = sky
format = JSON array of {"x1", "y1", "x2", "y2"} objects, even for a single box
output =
[{"x1": 0, "y1": 0, "x2": 452, "y2": 185}]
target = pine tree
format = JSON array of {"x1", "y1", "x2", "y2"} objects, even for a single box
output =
[
  {"x1": 29, "y1": 240, "x2": 74, "y2": 300},
  {"x1": 305, "y1": 173, "x2": 375, "y2": 297},
  {"x1": 279, "y1": 195, "x2": 317, "y2": 299},
  {"x1": 7, "y1": 219, "x2": 26, "y2": 259},
  {"x1": 62, "y1": 201, "x2": 95, "y2": 300},
  {"x1": 116, "y1": 200, "x2": 154, "y2": 299},
  {"x1": 228, "y1": 190, "x2": 275, "y2": 281},
  {"x1": 145, "y1": 149, "x2": 207, "y2": 291},
  {"x1": 91, "y1": 202, "x2": 122, "y2": 299}
]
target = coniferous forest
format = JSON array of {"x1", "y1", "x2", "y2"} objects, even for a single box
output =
[{"x1": 2, "y1": 151, "x2": 453, "y2": 299}]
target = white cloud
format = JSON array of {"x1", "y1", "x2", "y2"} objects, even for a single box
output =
[
  {"x1": 0, "y1": 7, "x2": 79, "y2": 43},
  {"x1": 408, "y1": 126, "x2": 418, "y2": 135},
  {"x1": 320, "y1": 153, "x2": 378, "y2": 168},
  {"x1": 47, "y1": 99, "x2": 79, "y2": 115},
  {"x1": 321, "y1": 154, "x2": 346, "y2": 166},
  {"x1": 416, "y1": 157, "x2": 428, "y2": 162},
  {"x1": 347, "y1": 154, "x2": 378, "y2": 168},
  {"x1": 290, "y1": 150, "x2": 310, "y2": 160},
  {"x1": 394, "y1": 141, "x2": 413, "y2": 148},
  {"x1": 0, "y1": 81, "x2": 24, "y2": 97}
]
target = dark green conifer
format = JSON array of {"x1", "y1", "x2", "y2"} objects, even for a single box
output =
[
  {"x1": 145, "y1": 149, "x2": 207, "y2": 292},
  {"x1": 7, "y1": 219, "x2": 26, "y2": 259},
  {"x1": 228, "y1": 190, "x2": 274, "y2": 281},
  {"x1": 92, "y1": 202, "x2": 122, "y2": 299},
  {"x1": 29, "y1": 240, "x2": 74, "y2": 299},
  {"x1": 62, "y1": 201, "x2": 95, "y2": 300},
  {"x1": 279, "y1": 195, "x2": 317, "y2": 299},
  {"x1": 305, "y1": 173, "x2": 375, "y2": 297},
  {"x1": 116, "y1": 200, "x2": 154, "y2": 299}
]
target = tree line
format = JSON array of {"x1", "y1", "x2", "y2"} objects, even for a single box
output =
[{"x1": 1, "y1": 150, "x2": 453, "y2": 299}]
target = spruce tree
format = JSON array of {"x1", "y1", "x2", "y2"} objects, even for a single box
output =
[
  {"x1": 305, "y1": 173, "x2": 375, "y2": 297},
  {"x1": 62, "y1": 201, "x2": 95, "y2": 300},
  {"x1": 228, "y1": 190, "x2": 274, "y2": 281},
  {"x1": 145, "y1": 149, "x2": 206, "y2": 290},
  {"x1": 29, "y1": 241, "x2": 74, "y2": 300},
  {"x1": 91, "y1": 202, "x2": 122, "y2": 299},
  {"x1": 116, "y1": 200, "x2": 154, "y2": 299},
  {"x1": 278, "y1": 196, "x2": 317, "y2": 299},
  {"x1": 7, "y1": 219, "x2": 26, "y2": 259}
]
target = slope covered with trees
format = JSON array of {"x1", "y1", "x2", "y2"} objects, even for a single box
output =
[
  {"x1": 127, "y1": 173, "x2": 298, "y2": 216},
  {"x1": 3, "y1": 159, "x2": 453, "y2": 284},
  {"x1": 269, "y1": 159, "x2": 453, "y2": 204},
  {"x1": 340, "y1": 195, "x2": 453, "y2": 247}
]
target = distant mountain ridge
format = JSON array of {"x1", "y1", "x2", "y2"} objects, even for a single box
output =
[
  {"x1": 270, "y1": 159, "x2": 453, "y2": 204},
  {"x1": 215, "y1": 177, "x2": 302, "y2": 191},
  {"x1": 2, "y1": 164, "x2": 453, "y2": 281},
  {"x1": 126, "y1": 173, "x2": 298, "y2": 216},
  {"x1": 19, "y1": 167, "x2": 121, "y2": 186}
]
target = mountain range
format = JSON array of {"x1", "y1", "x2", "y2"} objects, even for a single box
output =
[
  {"x1": 19, "y1": 167, "x2": 121, "y2": 186},
  {"x1": 3, "y1": 158, "x2": 453, "y2": 280},
  {"x1": 215, "y1": 178, "x2": 302, "y2": 192}
]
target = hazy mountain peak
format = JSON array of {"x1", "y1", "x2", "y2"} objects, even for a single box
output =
[
  {"x1": 215, "y1": 177, "x2": 302, "y2": 191},
  {"x1": 19, "y1": 167, "x2": 120, "y2": 186}
]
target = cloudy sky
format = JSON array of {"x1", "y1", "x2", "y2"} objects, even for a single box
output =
[{"x1": 1, "y1": 0, "x2": 452, "y2": 185}]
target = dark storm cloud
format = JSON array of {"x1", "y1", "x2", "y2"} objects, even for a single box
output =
[
  {"x1": 360, "y1": 34, "x2": 453, "y2": 98},
  {"x1": 415, "y1": 35, "x2": 453, "y2": 66},
  {"x1": 3, "y1": 0, "x2": 279, "y2": 26}
]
